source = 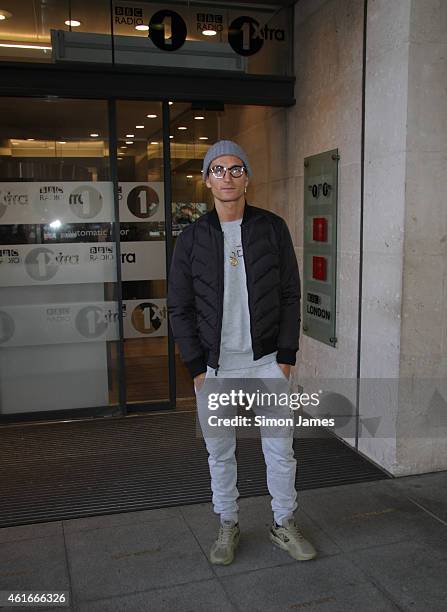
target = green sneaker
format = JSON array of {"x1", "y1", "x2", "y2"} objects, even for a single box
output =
[
  {"x1": 210, "y1": 520, "x2": 240, "y2": 565},
  {"x1": 270, "y1": 518, "x2": 317, "y2": 561}
]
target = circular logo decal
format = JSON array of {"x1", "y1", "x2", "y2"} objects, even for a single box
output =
[
  {"x1": 149, "y1": 10, "x2": 187, "y2": 51},
  {"x1": 69, "y1": 185, "x2": 103, "y2": 219},
  {"x1": 131, "y1": 302, "x2": 165, "y2": 334},
  {"x1": 25, "y1": 247, "x2": 58, "y2": 281},
  {"x1": 228, "y1": 16, "x2": 264, "y2": 56},
  {"x1": 127, "y1": 186, "x2": 159, "y2": 219},
  {"x1": 75, "y1": 306, "x2": 108, "y2": 338},
  {"x1": 0, "y1": 311, "x2": 15, "y2": 343}
]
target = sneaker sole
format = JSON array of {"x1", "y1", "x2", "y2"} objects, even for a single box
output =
[
  {"x1": 269, "y1": 531, "x2": 317, "y2": 561},
  {"x1": 210, "y1": 531, "x2": 240, "y2": 565}
]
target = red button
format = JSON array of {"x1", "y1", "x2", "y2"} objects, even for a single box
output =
[
  {"x1": 313, "y1": 217, "x2": 328, "y2": 242},
  {"x1": 312, "y1": 256, "x2": 327, "y2": 281}
]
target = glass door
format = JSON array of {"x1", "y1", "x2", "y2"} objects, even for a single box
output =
[
  {"x1": 115, "y1": 101, "x2": 170, "y2": 408},
  {"x1": 0, "y1": 96, "x2": 121, "y2": 419}
]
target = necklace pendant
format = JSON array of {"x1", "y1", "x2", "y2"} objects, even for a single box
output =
[{"x1": 230, "y1": 255, "x2": 238, "y2": 266}]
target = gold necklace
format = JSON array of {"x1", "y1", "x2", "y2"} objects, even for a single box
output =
[{"x1": 223, "y1": 232, "x2": 239, "y2": 266}]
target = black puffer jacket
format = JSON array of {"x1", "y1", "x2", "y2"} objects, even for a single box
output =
[{"x1": 167, "y1": 203, "x2": 301, "y2": 378}]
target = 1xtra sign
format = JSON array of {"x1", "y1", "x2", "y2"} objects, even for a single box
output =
[{"x1": 228, "y1": 16, "x2": 285, "y2": 56}]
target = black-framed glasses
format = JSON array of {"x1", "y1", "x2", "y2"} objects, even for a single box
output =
[{"x1": 209, "y1": 164, "x2": 246, "y2": 179}]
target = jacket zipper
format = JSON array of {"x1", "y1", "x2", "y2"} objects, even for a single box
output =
[
  {"x1": 215, "y1": 229, "x2": 224, "y2": 376},
  {"x1": 241, "y1": 223, "x2": 255, "y2": 356}
]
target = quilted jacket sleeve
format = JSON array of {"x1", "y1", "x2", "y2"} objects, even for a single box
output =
[
  {"x1": 167, "y1": 230, "x2": 208, "y2": 379},
  {"x1": 276, "y1": 218, "x2": 301, "y2": 365}
]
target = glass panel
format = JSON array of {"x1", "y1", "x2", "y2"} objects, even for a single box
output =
[
  {"x1": 0, "y1": 0, "x2": 292, "y2": 76},
  {"x1": 115, "y1": 101, "x2": 167, "y2": 405},
  {"x1": 0, "y1": 97, "x2": 121, "y2": 416}
]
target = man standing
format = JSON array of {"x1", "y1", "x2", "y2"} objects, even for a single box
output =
[{"x1": 167, "y1": 140, "x2": 316, "y2": 565}]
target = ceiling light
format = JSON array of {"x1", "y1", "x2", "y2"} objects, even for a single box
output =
[
  {"x1": 135, "y1": 125, "x2": 144, "y2": 129},
  {"x1": 146, "y1": 114, "x2": 157, "y2": 118},
  {"x1": 64, "y1": 19, "x2": 81, "y2": 27},
  {"x1": 202, "y1": 30, "x2": 217, "y2": 36},
  {"x1": 125, "y1": 141, "x2": 133, "y2": 144},
  {"x1": 168, "y1": 101, "x2": 173, "y2": 105},
  {"x1": 169, "y1": 136, "x2": 174, "y2": 139},
  {"x1": 120, "y1": 146, "x2": 127, "y2": 149},
  {"x1": 135, "y1": 24, "x2": 149, "y2": 31},
  {"x1": 27, "y1": 138, "x2": 35, "y2": 141},
  {"x1": 90, "y1": 133, "x2": 99, "y2": 137},
  {"x1": 186, "y1": 175, "x2": 193, "y2": 178},
  {"x1": 194, "y1": 116, "x2": 205, "y2": 120},
  {"x1": 0, "y1": 10, "x2": 13, "y2": 20},
  {"x1": 199, "y1": 136, "x2": 208, "y2": 140},
  {"x1": 58, "y1": 141, "x2": 66, "y2": 144},
  {"x1": 177, "y1": 126, "x2": 187, "y2": 130},
  {"x1": 150, "y1": 141, "x2": 159, "y2": 145},
  {"x1": 126, "y1": 134, "x2": 135, "y2": 138}
]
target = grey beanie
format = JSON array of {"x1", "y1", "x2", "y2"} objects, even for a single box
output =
[{"x1": 202, "y1": 140, "x2": 252, "y2": 181}]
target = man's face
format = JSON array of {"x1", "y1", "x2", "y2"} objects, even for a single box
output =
[{"x1": 205, "y1": 155, "x2": 249, "y2": 205}]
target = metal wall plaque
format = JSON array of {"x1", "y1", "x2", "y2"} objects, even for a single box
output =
[{"x1": 302, "y1": 149, "x2": 339, "y2": 347}]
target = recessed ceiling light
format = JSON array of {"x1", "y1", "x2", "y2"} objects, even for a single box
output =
[
  {"x1": 199, "y1": 136, "x2": 209, "y2": 140},
  {"x1": 146, "y1": 114, "x2": 157, "y2": 118},
  {"x1": 125, "y1": 134, "x2": 135, "y2": 138},
  {"x1": 202, "y1": 30, "x2": 217, "y2": 36},
  {"x1": 168, "y1": 101, "x2": 173, "y2": 105},
  {"x1": 27, "y1": 138, "x2": 35, "y2": 141},
  {"x1": 135, "y1": 125, "x2": 144, "y2": 129},
  {"x1": 194, "y1": 116, "x2": 205, "y2": 120},
  {"x1": 125, "y1": 141, "x2": 134, "y2": 144},
  {"x1": 120, "y1": 146, "x2": 127, "y2": 149},
  {"x1": 90, "y1": 133, "x2": 99, "y2": 137},
  {"x1": 169, "y1": 135, "x2": 174, "y2": 139},
  {"x1": 150, "y1": 141, "x2": 159, "y2": 145},
  {"x1": 186, "y1": 175, "x2": 193, "y2": 178},
  {"x1": 58, "y1": 141, "x2": 66, "y2": 144},
  {"x1": 177, "y1": 126, "x2": 187, "y2": 130},
  {"x1": 135, "y1": 24, "x2": 149, "y2": 31},
  {"x1": 0, "y1": 10, "x2": 12, "y2": 20},
  {"x1": 65, "y1": 19, "x2": 81, "y2": 27}
]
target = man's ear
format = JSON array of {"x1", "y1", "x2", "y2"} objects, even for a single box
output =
[{"x1": 205, "y1": 177, "x2": 211, "y2": 189}]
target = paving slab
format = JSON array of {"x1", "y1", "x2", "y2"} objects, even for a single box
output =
[
  {"x1": 220, "y1": 555, "x2": 400, "y2": 611},
  {"x1": 349, "y1": 539, "x2": 447, "y2": 612},
  {"x1": 76, "y1": 578, "x2": 236, "y2": 612},
  {"x1": 65, "y1": 515, "x2": 213, "y2": 604},
  {"x1": 389, "y1": 471, "x2": 447, "y2": 522},
  {"x1": 0, "y1": 520, "x2": 63, "y2": 544},
  {"x1": 294, "y1": 479, "x2": 445, "y2": 552},
  {"x1": 179, "y1": 495, "x2": 341, "y2": 576},
  {"x1": 0, "y1": 536, "x2": 69, "y2": 600}
]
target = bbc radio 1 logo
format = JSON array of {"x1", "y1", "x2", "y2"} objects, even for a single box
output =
[
  {"x1": 143, "y1": 9, "x2": 284, "y2": 55},
  {"x1": 24, "y1": 247, "x2": 79, "y2": 281},
  {"x1": 75, "y1": 306, "x2": 118, "y2": 339},
  {"x1": 69, "y1": 185, "x2": 103, "y2": 219},
  {"x1": 120, "y1": 185, "x2": 160, "y2": 219}
]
